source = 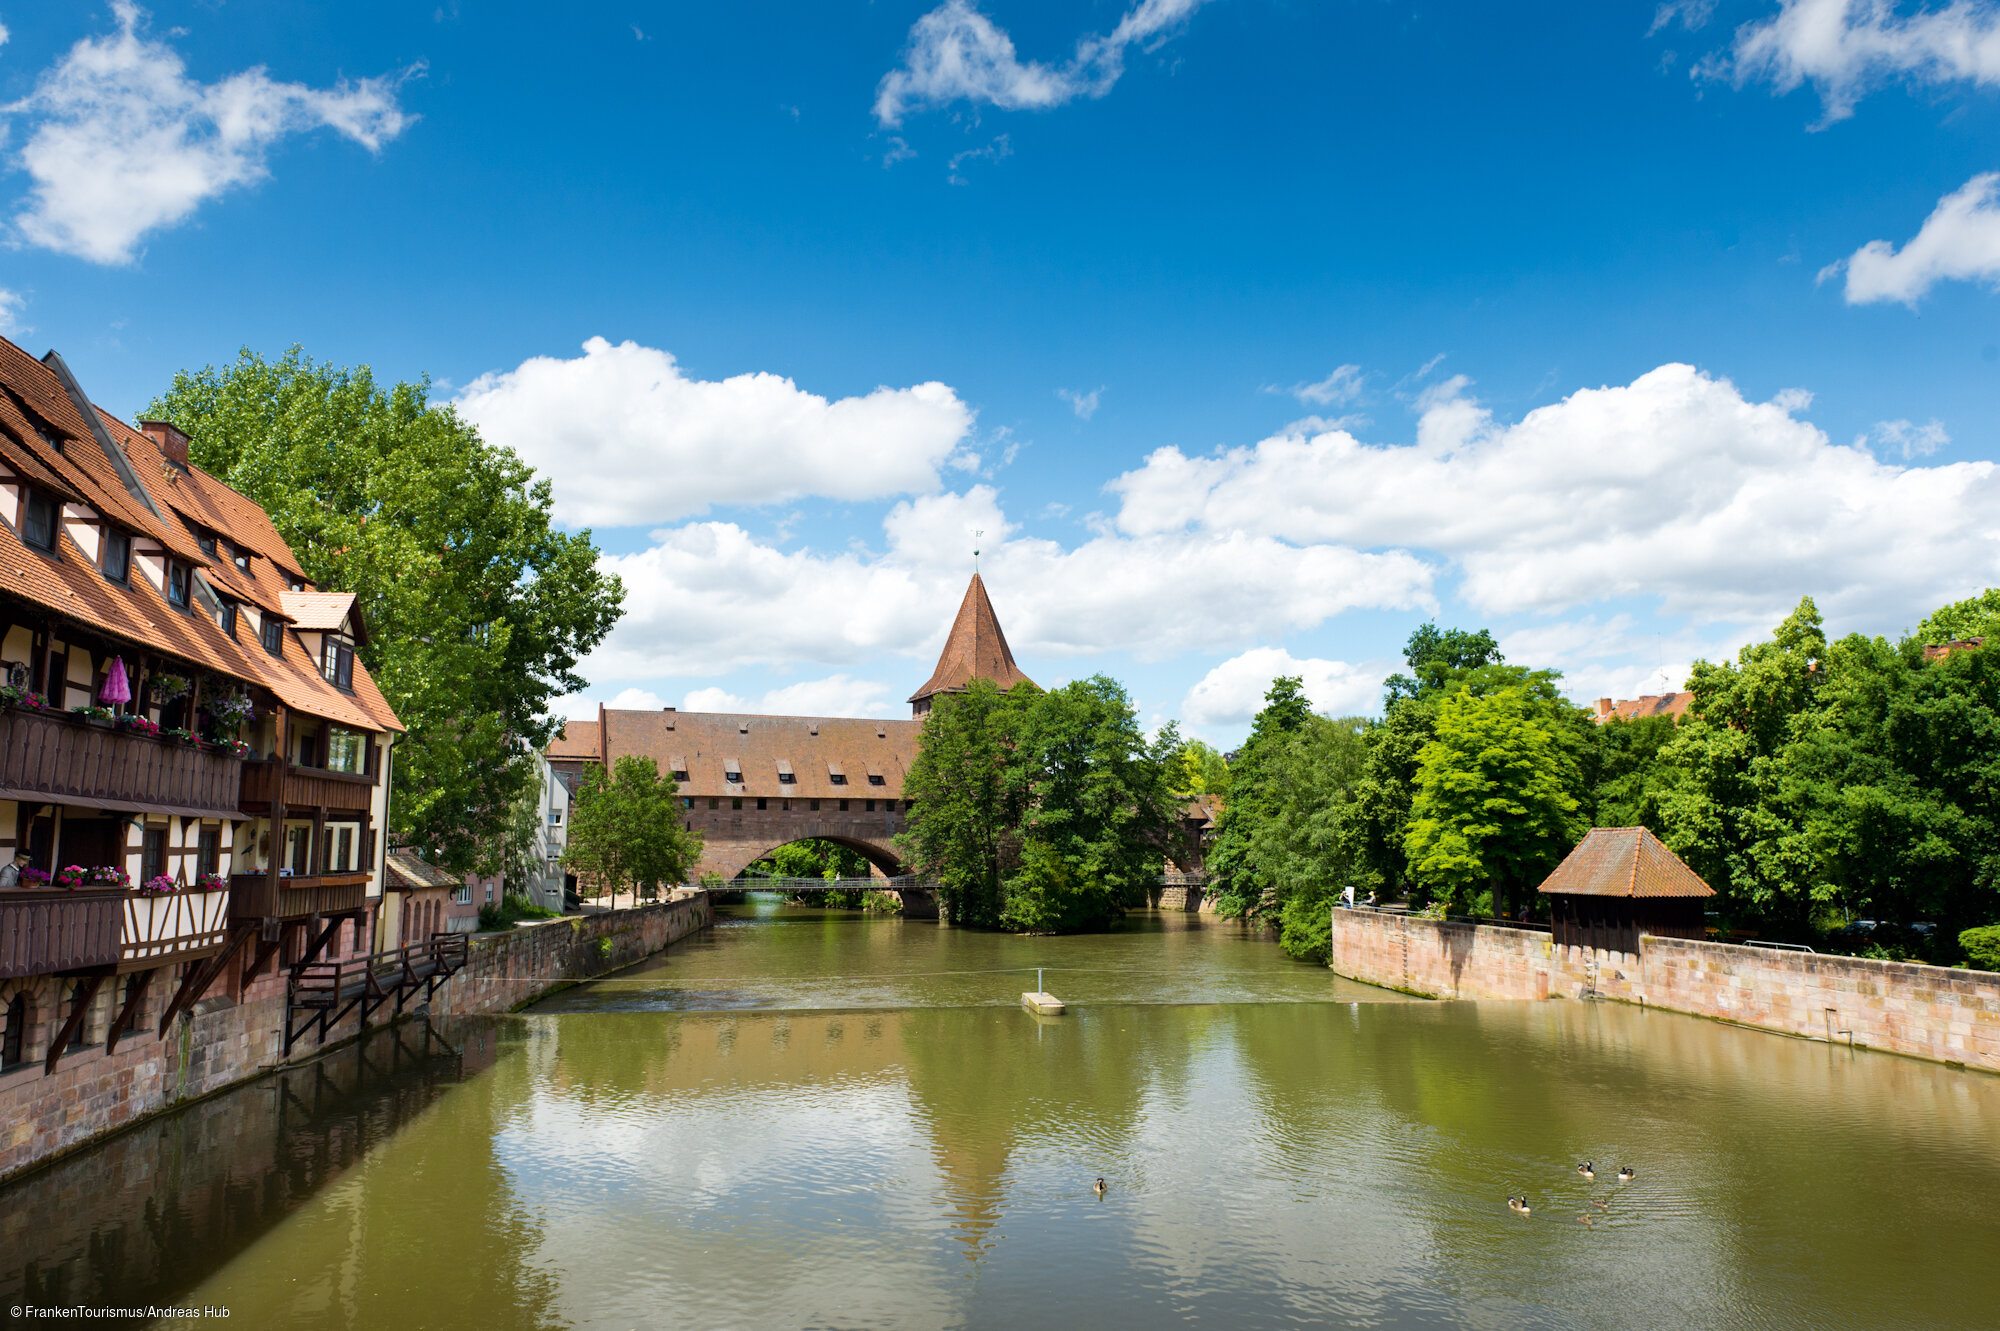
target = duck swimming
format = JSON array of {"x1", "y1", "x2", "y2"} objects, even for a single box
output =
[
  {"x1": 1617, "y1": 1167, "x2": 1636, "y2": 1181},
  {"x1": 1093, "y1": 1177, "x2": 1106, "y2": 1195},
  {"x1": 1508, "y1": 1196, "x2": 1531, "y2": 1214},
  {"x1": 1577, "y1": 1161, "x2": 1595, "y2": 1178}
]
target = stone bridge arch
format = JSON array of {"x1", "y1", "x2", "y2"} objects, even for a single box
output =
[{"x1": 687, "y1": 811, "x2": 936, "y2": 917}]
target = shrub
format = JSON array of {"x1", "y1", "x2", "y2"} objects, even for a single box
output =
[{"x1": 1962, "y1": 925, "x2": 2000, "y2": 972}]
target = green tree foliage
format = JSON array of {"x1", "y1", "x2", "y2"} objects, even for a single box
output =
[
  {"x1": 501, "y1": 766, "x2": 547, "y2": 899},
  {"x1": 1915, "y1": 590, "x2": 2000, "y2": 646},
  {"x1": 1588, "y1": 714, "x2": 1677, "y2": 831},
  {"x1": 1963, "y1": 925, "x2": 2000, "y2": 971},
  {"x1": 1405, "y1": 686, "x2": 1586, "y2": 917},
  {"x1": 897, "y1": 676, "x2": 1177, "y2": 932},
  {"x1": 1206, "y1": 677, "x2": 1315, "y2": 918},
  {"x1": 1171, "y1": 740, "x2": 1232, "y2": 798},
  {"x1": 563, "y1": 757, "x2": 703, "y2": 898},
  {"x1": 750, "y1": 839, "x2": 873, "y2": 907},
  {"x1": 147, "y1": 347, "x2": 624, "y2": 873}
]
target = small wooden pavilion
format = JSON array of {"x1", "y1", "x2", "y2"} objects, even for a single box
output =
[{"x1": 1537, "y1": 826, "x2": 1714, "y2": 954}]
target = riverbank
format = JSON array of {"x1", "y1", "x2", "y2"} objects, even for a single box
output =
[
  {"x1": 1327, "y1": 906, "x2": 2000, "y2": 1072},
  {"x1": 0, "y1": 894, "x2": 711, "y2": 1186}
]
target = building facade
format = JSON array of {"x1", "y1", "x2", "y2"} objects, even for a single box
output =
[{"x1": 0, "y1": 336, "x2": 402, "y2": 1088}]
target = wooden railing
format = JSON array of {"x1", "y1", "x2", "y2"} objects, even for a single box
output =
[
  {"x1": 228, "y1": 872, "x2": 370, "y2": 921},
  {"x1": 238, "y1": 760, "x2": 376, "y2": 814},
  {"x1": 120, "y1": 887, "x2": 231, "y2": 967},
  {"x1": 0, "y1": 888, "x2": 123, "y2": 979},
  {"x1": 0, "y1": 706, "x2": 241, "y2": 817}
]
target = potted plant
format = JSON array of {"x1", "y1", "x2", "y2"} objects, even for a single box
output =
[
  {"x1": 53, "y1": 865, "x2": 88, "y2": 889},
  {"x1": 152, "y1": 674, "x2": 190, "y2": 704},
  {"x1": 140, "y1": 874, "x2": 179, "y2": 896},
  {"x1": 70, "y1": 704, "x2": 114, "y2": 725},
  {"x1": 117, "y1": 713, "x2": 161, "y2": 737},
  {"x1": 205, "y1": 692, "x2": 256, "y2": 739},
  {"x1": 0, "y1": 683, "x2": 49, "y2": 711},
  {"x1": 84, "y1": 865, "x2": 130, "y2": 890},
  {"x1": 18, "y1": 866, "x2": 51, "y2": 888},
  {"x1": 193, "y1": 872, "x2": 226, "y2": 893},
  {"x1": 220, "y1": 739, "x2": 254, "y2": 759},
  {"x1": 162, "y1": 727, "x2": 199, "y2": 746}
]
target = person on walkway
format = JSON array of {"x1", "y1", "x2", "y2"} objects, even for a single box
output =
[
  {"x1": 0, "y1": 852, "x2": 29, "y2": 887},
  {"x1": 1342, "y1": 884, "x2": 1356, "y2": 910}
]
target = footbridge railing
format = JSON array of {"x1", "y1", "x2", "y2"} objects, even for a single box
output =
[{"x1": 733, "y1": 873, "x2": 939, "y2": 893}]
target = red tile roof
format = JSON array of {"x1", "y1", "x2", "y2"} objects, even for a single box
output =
[
  {"x1": 599, "y1": 709, "x2": 919, "y2": 800},
  {"x1": 1590, "y1": 691, "x2": 1694, "y2": 724},
  {"x1": 547, "y1": 717, "x2": 602, "y2": 761},
  {"x1": 1537, "y1": 826, "x2": 1714, "y2": 900},
  {"x1": 908, "y1": 572, "x2": 1034, "y2": 707}
]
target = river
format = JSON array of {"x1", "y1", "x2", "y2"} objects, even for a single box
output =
[{"x1": 3, "y1": 899, "x2": 1996, "y2": 1328}]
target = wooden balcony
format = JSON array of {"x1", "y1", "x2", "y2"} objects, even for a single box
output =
[
  {"x1": 120, "y1": 887, "x2": 230, "y2": 969},
  {"x1": 0, "y1": 889, "x2": 123, "y2": 979},
  {"x1": 229, "y1": 872, "x2": 370, "y2": 922},
  {"x1": 0, "y1": 706, "x2": 241, "y2": 818},
  {"x1": 237, "y1": 760, "x2": 376, "y2": 815}
]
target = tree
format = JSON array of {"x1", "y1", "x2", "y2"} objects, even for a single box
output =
[
  {"x1": 1404, "y1": 686, "x2": 1586, "y2": 917},
  {"x1": 1171, "y1": 740, "x2": 1232, "y2": 799},
  {"x1": 1000, "y1": 676, "x2": 1180, "y2": 932},
  {"x1": 1207, "y1": 677, "x2": 1315, "y2": 917},
  {"x1": 898, "y1": 678, "x2": 1021, "y2": 927},
  {"x1": 500, "y1": 764, "x2": 547, "y2": 899},
  {"x1": 898, "y1": 675, "x2": 1177, "y2": 932},
  {"x1": 147, "y1": 347, "x2": 625, "y2": 873},
  {"x1": 751, "y1": 839, "x2": 873, "y2": 907},
  {"x1": 563, "y1": 757, "x2": 703, "y2": 900},
  {"x1": 1914, "y1": 589, "x2": 2000, "y2": 646}
]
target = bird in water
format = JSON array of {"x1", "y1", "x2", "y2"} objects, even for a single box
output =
[
  {"x1": 1508, "y1": 1196, "x2": 1531, "y2": 1214},
  {"x1": 1617, "y1": 1166, "x2": 1636, "y2": 1181},
  {"x1": 1093, "y1": 1177, "x2": 1106, "y2": 1196},
  {"x1": 1577, "y1": 1161, "x2": 1595, "y2": 1178}
]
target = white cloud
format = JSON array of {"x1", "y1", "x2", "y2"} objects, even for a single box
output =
[
  {"x1": 586, "y1": 485, "x2": 1433, "y2": 678},
  {"x1": 1288, "y1": 364, "x2": 1364, "y2": 407},
  {"x1": 453, "y1": 337, "x2": 976, "y2": 526},
  {"x1": 1108, "y1": 362, "x2": 2000, "y2": 628},
  {"x1": 1181, "y1": 647, "x2": 1395, "y2": 728},
  {"x1": 4, "y1": 2, "x2": 414, "y2": 264},
  {"x1": 1057, "y1": 385, "x2": 1103, "y2": 419},
  {"x1": 1830, "y1": 172, "x2": 2000, "y2": 304},
  {"x1": 1720, "y1": 0, "x2": 2000, "y2": 122},
  {"x1": 1861, "y1": 416, "x2": 1949, "y2": 458},
  {"x1": 874, "y1": 0, "x2": 1210, "y2": 126},
  {"x1": 682, "y1": 675, "x2": 897, "y2": 718},
  {"x1": 0, "y1": 289, "x2": 28, "y2": 338}
]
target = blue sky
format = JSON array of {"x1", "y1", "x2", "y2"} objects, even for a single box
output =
[{"x1": 7, "y1": 1, "x2": 2000, "y2": 741}]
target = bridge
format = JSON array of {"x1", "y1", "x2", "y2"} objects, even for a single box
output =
[{"x1": 730, "y1": 872, "x2": 943, "y2": 918}]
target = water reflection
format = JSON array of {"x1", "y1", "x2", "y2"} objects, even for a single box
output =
[{"x1": 0, "y1": 1019, "x2": 515, "y2": 1312}]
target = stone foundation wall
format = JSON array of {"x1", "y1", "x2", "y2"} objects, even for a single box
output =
[
  {"x1": 0, "y1": 896, "x2": 711, "y2": 1185},
  {"x1": 1327, "y1": 908, "x2": 2000, "y2": 1072}
]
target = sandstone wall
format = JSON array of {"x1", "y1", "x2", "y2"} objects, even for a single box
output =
[
  {"x1": 0, "y1": 896, "x2": 711, "y2": 1184},
  {"x1": 1328, "y1": 907, "x2": 2000, "y2": 1072}
]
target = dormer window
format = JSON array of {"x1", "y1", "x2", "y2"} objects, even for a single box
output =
[
  {"x1": 167, "y1": 561, "x2": 190, "y2": 608},
  {"x1": 196, "y1": 530, "x2": 216, "y2": 557},
  {"x1": 321, "y1": 633, "x2": 355, "y2": 691},
  {"x1": 220, "y1": 602, "x2": 238, "y2": 638},
  {"x1": 261, "y1": 616, "x2": 283, "y2": 656},
  {"x1": 21, "y1": 491, "x2": 56, "y2": 551},
  {"x1": 102, "y1": 529, "x2": 130, "y2": 582}
]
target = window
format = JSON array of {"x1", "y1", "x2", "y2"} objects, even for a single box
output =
[
  {"x1": 196, "y1": 531, "x2": 216, "y2": 557},
  {"x1": 234, "y1": 550, "x2": 250, "y2": 573},
  {"x1": 102, "y1": 529, "x2": 130, "y2": 582},
  {"x1": 809, "y1": 799, "x2": 820, "y2": 812},
  {"x1": 142, "y1": 828, "x2": 167, "y2": 884},
  {"x1": 297, "y1": 730, "x2": 319, "y2": 768},
  {"x1": 321, "y1": 635, "x2": 354, "y2": 691},
  {"x1": 118, "y1": 974, "x2": 145, "y2": 1038},
  {"x1": 198, "y1": 828, "x2": 220, "y2": 878},
  {"x1": 865, "y1": 800, "x2": 875, "y2": 813},
  {"x1": 839, "y1": 800, "x2": 849, "y2": 812},
  {"x1": 485, "y1": 882, "x2": 494, "y2": 903},
  {"x1": 548, "y1": 809, "x2": 563, "y2": 827},
  {"x1": 708, "y1": 798, "x2": 718, "y2": 810},
  {"x1": 454, "y1": 883, "x2": 471, "y2": 905},
  {"x1": 731, "y1": 797, "x2": 742, "y2": 810},
  {"x1": 829, "y1": 773, "x2": 847, "y2": 785},
  {"x1": 66, "y1": 982, "x2": 92, "y2": 1051},
  {"x1": 21, "y1": 491, "x2": 56, "y2": 551},
  {"x1": 220, "y1": 603, "x2": 238, "y2": 638},
  {"x1": 335, "y1": 828, "x2": 354, "y2": 873},
  {"x1": 262, "y1": 616, "x2": 283, "y2": 656},
  {"x1": 683, "y1": 798, "x2": 692, "y2": 810},
  {"x1": 869, "y1": 774, "x2": 886, "y2": 786},
  {"x1": 885, "y1": 800, "x2": 897, "y2": 813},
  {"x1": 756, "y1": 798, "x2": 767, "y2": 811},
  {"x1": 167, "y1": 562, "x2": 190, "y2": 608},
  {"x1": 287, "y1": 827, "x2": 311, "y2": 876},
  {"x1": 326, "y1": 728, "x2": 366, "y2": 774},
  {"x1": 2, "y1": 993, "x2": 25, "y2": 1070}
]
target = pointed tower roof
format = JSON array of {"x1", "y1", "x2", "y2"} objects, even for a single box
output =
[
  {"x1": 909, "y1": 573, "x2": 1035, "y2": 711},
  {"x1": 1536, "y1": 827, "x2": 1715, "y2": 900}
]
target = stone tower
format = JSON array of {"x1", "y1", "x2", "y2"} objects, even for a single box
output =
[{"x1": 907, "y1": 573, "x2": 1035, "y2": 716}]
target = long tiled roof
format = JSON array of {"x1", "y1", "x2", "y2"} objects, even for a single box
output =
[
  {"x1": 909, "y1": 573, "x2": 1034, "y2": 706},
  {"x1": 1537, "y1": 826, "x2": 1714, "y2": 900},
  {"x1": 0, "y1": 334, "x2": 401, "y2": 734},
  {"x1": 1591, "y1": 692, "x2": 1694, "y2": 724},
  {"x1": 547, "y1": 717, "x2": 602, "y2": 761},
  {"x1": 386, "y1": 849, "x2": 458, "y2": 891},
  {"x1": 600, "y1": 709, "x2": 919, "y2": 800}
]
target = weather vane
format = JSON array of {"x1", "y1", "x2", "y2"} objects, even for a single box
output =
[{"x1": 973, "y1": 528, "x2": 983, "y2": 570}]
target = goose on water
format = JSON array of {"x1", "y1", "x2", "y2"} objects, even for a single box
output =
[
  {"x1": 1093, "y1": 1177, "x2": 1106, "y2": 1196},
  {"x1": 1576, "y1": 1161, "x2": 1595, "y2": 1178},
  {"x1": 1617, "y1": 1166, "x2": 1636, "y2": 1181},
  {"x1": 1507, "y1": 1196, "x2": 1531, "y2": 1214}
]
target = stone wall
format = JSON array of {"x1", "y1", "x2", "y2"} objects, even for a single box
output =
[
  {"x1": 0, "y1": 895, "x2": 711, "y2": 1185},
  {"x1": 1327, "y1": 907, "x2": 2000, "y2": 1072}
]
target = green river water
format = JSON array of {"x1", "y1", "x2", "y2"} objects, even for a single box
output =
[{"x1": 3, "y1": 899, "x2": 1997, "y2": 1329}]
